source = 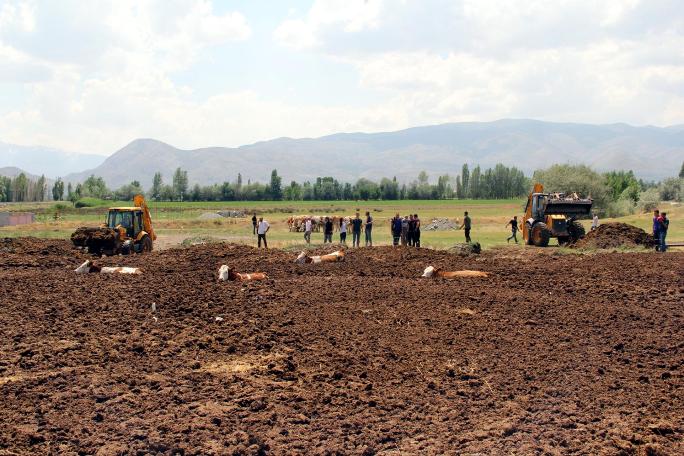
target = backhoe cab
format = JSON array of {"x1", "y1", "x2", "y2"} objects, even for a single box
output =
[
  {"x1": 523, "y1": 183, "x2": 592, "y2": 247},
  {"x1": 71, "y1": 194, "x2": 156, "y2": 255}
]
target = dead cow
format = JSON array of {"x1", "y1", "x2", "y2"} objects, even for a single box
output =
[
  {"x1": 295, "y1": 249, "x2": 345, "y2": 264},
  {"x1": 74, "y1": 260, "x2": 141, "y2": 275},
  {"x1": 421, "y1": 266, "x2": 489, "y2": 278},
  {"x1": 218, "y1": 265, "x2": 268, "y2": 282}
]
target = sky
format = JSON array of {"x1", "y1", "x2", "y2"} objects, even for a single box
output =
[{"x1": 0, "y1": 0, "x2": 682, "y2": 156}]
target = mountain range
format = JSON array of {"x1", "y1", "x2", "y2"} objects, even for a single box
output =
[
  {"x1": 0, "y1": 142, "x2": 103, "y2": 179},
  {"x1": 2, "y1": 119, "x2": 683, "y2": 188}
]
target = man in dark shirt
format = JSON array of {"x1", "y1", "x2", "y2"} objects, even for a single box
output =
[
  {"x1": 365, "y1": 211, "x2": 374, "y2": 247},
  {"x1": 351, "y1": 213, "x2": 363, "y2": 247},
  {"x1": 323, "y1": 217, "x2": 333, "y2": 243},
  {"x1": 653, "y1": 209, "x2": 661, "y2": 251},
  {"x1": 506, "y1": 215, "x2": 520, "y2": 244},
  {"x1": 407, "y1": 215, "x2": 416, "y2": 246},
  {"x1": 459, "y1": 211, "x2": 472, "y2": 243},
  {"x1": 251, "y1": 213, "x2": 257, "y2": 235},
  {"x1": 413, "y1": 213, "x2": 421, "y2": 248}
]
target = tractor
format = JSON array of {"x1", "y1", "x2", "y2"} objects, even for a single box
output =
[
  {"x1": 71, "y1": 194, "x2": 156, "y2": 255},
  {"x1": 523, "y1": 183, "x2": 593, "y2": 247}
]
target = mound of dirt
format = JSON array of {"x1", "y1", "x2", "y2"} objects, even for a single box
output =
[
  {"x1": 572, "y1": 222, "x2": 655, "y2": 249},
  {"x1": 425, "y1": 218, "x2": 458, "y2": 231}
]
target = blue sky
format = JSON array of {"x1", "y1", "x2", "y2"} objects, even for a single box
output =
[{"x1": 0, "y1": 0, "x2": 683, "y2": 155}]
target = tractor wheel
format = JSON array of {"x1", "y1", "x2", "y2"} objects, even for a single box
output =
[
  {"x1": 531, "y1": 222, "x2": 551, "y2": 247},
  {"x1": 526, "y1": 223, "x2": 535, "y2": 245},
  {"x1": 557, "y1": 236, "x2": 571, "y2": 246},
  {"x1": 568, "y1": 220, "x2": 586, "y2": 242},
  {"x1": 140, "y1": 235, "x2": 153, "y2": 253}
]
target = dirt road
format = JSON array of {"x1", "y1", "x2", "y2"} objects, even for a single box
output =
[{"x1": 0, "y1": 238, "x2": 682, "y2": 454}]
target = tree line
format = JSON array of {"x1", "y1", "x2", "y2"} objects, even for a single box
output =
[
  {"x1": 0, "y1": 174, "x2": 48, "y2": 202},
  {"x1": 3, "y1": 161, "x2": 683, "y2": 212}
]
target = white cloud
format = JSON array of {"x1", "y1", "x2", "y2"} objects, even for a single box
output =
[
  {"x1": 274, "y1": 0, "x2": 383, "y2": 49},
  {"x1": 0, "y1": 0, "x2": 683, "y2": 157}
]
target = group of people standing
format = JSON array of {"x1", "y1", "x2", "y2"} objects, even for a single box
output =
[
  {"x1": 390, "y1": 213, "x2": 421, "y2": 247},
  {"x1": 653, "y1": 210, "x2": 670, "y2": 252},
  {"x1": 317, "y1": 212, "x2": 375, "y2": 247}
]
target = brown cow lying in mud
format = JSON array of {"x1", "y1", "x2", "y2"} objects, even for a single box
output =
[
  {"x1": 218, "y1": 265, "x2": 268, "y2": 282},
  {"x1": 295, "y1": 249, "x2": 345, "y2": 264},
  {"x1": 74, "y1": 260, "x2": 141, "y2": 275},
  {"x1": 421, "y1": 266, "x2": 489, "y2": 278}
]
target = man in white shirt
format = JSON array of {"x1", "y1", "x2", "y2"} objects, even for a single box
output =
[
  {"x1": 304, "y1": 218, "x2": 312, "y2": 244},
  {"x1": 591, "y1": 213, "x2": 599, "y2": 231},
  {"x1": 339, "y1": 218, "x2": 347, "y2": 244},
  {"x1": 257, "y1": 217, "x2": 270, "y2": 248}
]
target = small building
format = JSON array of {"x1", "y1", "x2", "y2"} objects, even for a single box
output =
[{"x1": 0, "y1": 212, "x2": 35, "y2": 227}]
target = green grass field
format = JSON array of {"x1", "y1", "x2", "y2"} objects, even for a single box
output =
[{"x1": 1, "y1": 199, "x2": 682, "y2": 250}]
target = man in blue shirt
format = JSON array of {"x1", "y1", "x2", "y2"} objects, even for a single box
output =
[
  {"x1": 391, "y1": 213, "x2": 402, "y2": 246},
  {"x1": 653, "y1": 209, "x2": 661, "y2": 251}
]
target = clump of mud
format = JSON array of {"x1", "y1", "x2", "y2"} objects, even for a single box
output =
[
  {"x1": 71, "y1": 227, "x2": 117, "y2": 246},
  {"x1": 448, "y1": 242, "x2": 481, "y2": 256},
  {"x1": 572, "y1": 222, "x2": 655, "y2": 249}
]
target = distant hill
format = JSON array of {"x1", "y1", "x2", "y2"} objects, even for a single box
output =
[
  {"x1": 62, "y1": 119, "x2": 684, "y2": 188},
  {"x1": 0, "y1": 166, "x2": 44, "y2": 181},
  {"x1": 0, "y1": 142, "x2": 104, "y2": 178}
]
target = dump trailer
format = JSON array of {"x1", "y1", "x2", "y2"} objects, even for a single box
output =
[
  {"x1": 523, "y1": 183, "x2": 593, "y2": 247},
  {"x1": 71, "y1": 194, "x2": 156, "y2": 255}
]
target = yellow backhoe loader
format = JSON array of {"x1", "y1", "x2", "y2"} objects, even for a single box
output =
[
  {"x1": 71, "y1": 194, "x2": 156, "y2": 255},
  {"x1": 523, "y1": 183, "x2": 593, "y2": 247}
]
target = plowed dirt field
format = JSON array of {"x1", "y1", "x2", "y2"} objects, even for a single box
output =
[{"x1": 0, "y1": 238, "x2": 682, "y2": 455}]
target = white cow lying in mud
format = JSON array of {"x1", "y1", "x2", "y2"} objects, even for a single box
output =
[
  {"x1": 421, "y1": 266, "x2": 489, "y2": 278},
  {"x1": 295, "y1": 249, "x2": 345, "y2": 264},
  {"x1": 74, "y1": 260, "x2": 141, "y2": 275},
  {"x1": 218, "y1": 265, "x2": 268, "y2": 282}
]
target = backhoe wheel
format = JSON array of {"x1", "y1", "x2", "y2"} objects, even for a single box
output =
[
  {"x1": 568, "y1": 220, "x2": 586, "y2": 242},
  {"x1": 557, "y1": 236, "x2": 570, "y2": 246},
  {"x1": 531, "y1": 222, "x2": 551, "y2": 247},
  {"x1": 525, "y1": 223, "x2": 535, "y2": 245},
  {"x1": 140, "y1": 235, "x2": 153, "y2": 253}
]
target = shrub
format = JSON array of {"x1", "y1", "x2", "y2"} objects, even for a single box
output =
[
  {"x1": 74, "y1": 197, "x2": 108, "y2": 208},
  {"x1": 636, "y1": 188, "x2": 661, "y2": 213},
  {"x1": 659, "y1": 177, "x2": 683, "y2": 202}
]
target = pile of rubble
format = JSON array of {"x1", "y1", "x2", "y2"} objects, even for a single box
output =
[{"x1": 425, "y1": 218, "x2": 459, "y2": 231}]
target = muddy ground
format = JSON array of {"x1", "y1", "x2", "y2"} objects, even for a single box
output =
[{"x1": 0, "y1": 238, "x2": 682, "y2": 455}]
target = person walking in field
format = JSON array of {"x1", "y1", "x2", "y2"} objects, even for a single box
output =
[
  {"x1": 459, "y1": 211, "x2": 472, "y2": 243},
  {"x1": 658, "y1": 212, "x2": 669, "y2": 252},
  {"x1": 365, "y1": 211, "x2": 374, "y2": 247},
  {"x1": 252, "y1": 213, "x2": 257, "y2": 235},
  {"x1": 506, "y1": 215, "x2": 520, "y2": 244},
  {"x1": 653, "y1": 210, "x2": 661, "y2": 251},
  {"x1": 591, "y1": 213, "x2": 599, "y2": 231},
  {"x1": 351, "y1": 213, "x2": 363, "y2": 247},
  {"x1": 391, "y1": 213, "x2": 403, "y2": 246},
  {"x1": 413, "y1": 214, "x2": 421, "y2": 248},
  {"x1": 304, "y1": 217, "x2": 312, "y2": 244},
  {"x1": 339, "y1": 218, "x2": 347, "y2": 245},
  {"x1": 323, "y1": 217, "x2": 333, "y2": 243},
  {"x1": 257, "y1": 217, "x2": 269, "y2": 249}
]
